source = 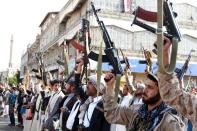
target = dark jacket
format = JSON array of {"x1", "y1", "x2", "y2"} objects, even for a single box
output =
[
  {"x1": 75, "y1": 73, "x2": 88, "y2": 103},
  {"x1": 59, "y1": 95, "x2": 78, "y2": 131},
  {"x1": 87, "y1": 101, "x2": 110, "y2": 131},
  {"x1": 41, "y1": 96, "x2": 50, "y2": 112},
  {"x1": 17, "y1": 91, "x2": 23, "y2": 108}
]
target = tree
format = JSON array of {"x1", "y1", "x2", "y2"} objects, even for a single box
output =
[{"x1": 8, "y1": 71, "x2": 20, "y2": 86}]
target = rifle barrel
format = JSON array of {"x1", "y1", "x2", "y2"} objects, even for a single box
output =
[{"x1": 91, "y1": 2, "x2": 113, "y2": 48}]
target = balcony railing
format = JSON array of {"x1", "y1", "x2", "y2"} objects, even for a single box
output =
[{"x1": 41, "y1": 31, "x2": 65, "y2": 52}]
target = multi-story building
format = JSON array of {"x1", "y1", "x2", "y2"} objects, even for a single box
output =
[
  {"x1": 57, "y1": 0, "x2": 197, "y2": 86},
  {"x1": 27, "y1": 35, "x2": 41, "y2": 84},
  {"x1": 20, "y1": 35, "x2": 41, "y2": 86},
  {"x1": 20, "y1": 0, "x2": 197, "y2": 89},
  {"x1": 39, "y1": 12, "x2": 66, "y2": 79},
  {"x1": 20, "y1": 46, "x2": 29, "y2": 85}
]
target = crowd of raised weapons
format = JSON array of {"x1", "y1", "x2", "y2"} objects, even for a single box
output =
[{"x1": 0, "y1": 1, "x2": 197, "y2": 131}]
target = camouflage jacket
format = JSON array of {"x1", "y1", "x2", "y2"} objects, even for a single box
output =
[
  {"x1": 158, "y1": 72, "x2": 197, "y2": 130},
  {"x1": 103, "y1": 93, "x2": 186, "y2": 131}
]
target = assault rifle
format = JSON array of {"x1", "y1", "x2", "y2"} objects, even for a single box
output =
[
  {"x1": 175, "y1": 50, "x2": 195, "y2": 80},
  {"x1": 132, "y1": 0, "x2": 181, "y2": 42},
  {"x1": 88, "y1": 2, "x2": 123, "y2": 79},
  {"x1": 139, "y1": 47, "x2": 153, "y2": 73},
  {"x1": 32, "y1": 52, "x2": 47, "y2": 86}
]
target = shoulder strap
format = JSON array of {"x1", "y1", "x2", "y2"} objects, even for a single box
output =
[{"x1": 95, "y1": 100, "x2": 104, "y2": 113}]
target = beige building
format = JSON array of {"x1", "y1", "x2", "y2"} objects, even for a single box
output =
[
  {"x1": 20, "y1": 0, "x2": 197, "y2": 89},
  {"x1": 20, "y1": 35, "x2": 41, "y2": 87}
]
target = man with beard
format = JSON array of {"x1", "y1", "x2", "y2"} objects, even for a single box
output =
[
  {"x1": 103, "y1": 72, "x2": 186, "y2": 131},
  {"x1": 59, "y1": 79, "x2": 78, "y2": 131},
  {"x1": 74, "y1": 58, "x2": 110, "y2": 131},
  {"x1": 78, "y1": 75, "x2": 110, "y2": 131}
]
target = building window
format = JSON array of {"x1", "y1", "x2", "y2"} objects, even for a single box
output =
[{"x1": 93, "y1": 0, "x2": 123, "y2": 12}]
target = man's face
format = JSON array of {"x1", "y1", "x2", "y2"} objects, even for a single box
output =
[
  {"x1": 52, "y1": 83, "x2": 60, "y2": 92},
  {"x1": 64, "y1": 83, "x2": 72, "y2": 94},
  {"x1": 142, "y1": 78, "x2": 161, "y2": 105},
  {"x1": 135, "y1": 88, "x2": 143, "y2": 97},
  {"x1": 11, "y1": 88, "x2": 16, "y2": 93},
  {"x1": 123, "y1": 85, "x2": 129, "y2": 96},
  {"x1": 86, "y1": 81, "x2": 97, "y2": 96}
]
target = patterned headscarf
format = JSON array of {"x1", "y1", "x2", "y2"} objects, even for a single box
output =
[{"x1": 138, "y1": 102, "x2": 176, "y2": 131}]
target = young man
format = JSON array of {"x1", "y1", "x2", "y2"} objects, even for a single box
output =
[
  {"x1": 8, "y1": 85, "x2": 17, "y2": 126},
  {"x1": 30, "y1": 83, "x2": 52, "y2": 131},
  {"x1": 157, "y1": 37, "x2": 197, "y2": 130},
  {"x1": 0, "y1": 83, "x2": 4, "y2": 116},
  {"x1": 30, "y1": 82, "x2": 45, "y2": 131},
  {"x1": 103, "y1": 72, "x2": 186, "y2": 131},
  {"x1": 120, "y1": 85, "x2": 133, "y2": 106},
  {"x1": 111, "y1": 85, "x2": 132, "y2": 131},
  {"x1": 43, "y1": 79, "x2": 65, "y2": 130},
  {"x1": 16, "y1": 87, "x2": 24, "y2": 127}
]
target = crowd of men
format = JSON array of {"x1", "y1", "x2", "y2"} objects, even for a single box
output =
[{"x1": 0, "y1": 38, "x2": 197, "y2": 131}]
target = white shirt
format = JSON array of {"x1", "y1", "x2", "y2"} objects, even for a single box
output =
[
  {"x1": 66, "y1": 100, "x2": 81, "y2": 130},
  {"x1": 83, "y1": 96, "x2": 102, "y2": 128},
  {"x1": 120, "y1": 95, "x2": 132, "y2": 106},
  {"x1": 47, "y1": 91, "x2": 64, "y2": 115},
  {"x1": 130, "y1": 97, "x2": 143, "y2": 106},
  {"x1": 60, "y1": 93, "x2": 75, "y2": 127},
  {"x1": 133, "y1": 98, "x2": 143, "y2": 105}
]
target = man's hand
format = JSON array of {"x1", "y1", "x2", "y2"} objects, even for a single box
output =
[
  {"x1": 163, "y1": 37, "x2": 172, "y2": 67},
  {"x1": 104, "y1": 72, "x2": 116, "y2": 93},
  {"x1": 22, "y1": 105, "x2": 27, "y2": 108},
  {"x1": 76, "y1": 58, "x2": 84, "y2": 74},
  {"x1": 60, "y1": 107, "x2": 65, "y2": 113}
]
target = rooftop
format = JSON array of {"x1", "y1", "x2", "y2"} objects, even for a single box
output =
[{"x1": 39, "y1": 12, "x2": 59, "y2": 27}]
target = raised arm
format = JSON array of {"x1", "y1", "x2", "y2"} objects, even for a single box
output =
[
  {"x1": 75, "y1": 58, "x2": 87, "y2": 102},
  {"x1": 158, "y1": 37, "x2": 197, "y2": 124},
  {"x1": 103, "y1": 73, "x2": 138, "y2": 125}
]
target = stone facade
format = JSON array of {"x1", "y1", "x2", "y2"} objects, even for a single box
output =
[{"x1": 20, "y1": 0, "x2": 197, "y2": 87}]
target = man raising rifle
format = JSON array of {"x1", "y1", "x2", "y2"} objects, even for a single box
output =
[{"x1": 158, "y1": 37, "x2": 197, "y2": 130}]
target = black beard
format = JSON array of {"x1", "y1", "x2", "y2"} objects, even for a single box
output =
[{"x1": 142, "y1": 92, "x2": 161, "y2": 105}]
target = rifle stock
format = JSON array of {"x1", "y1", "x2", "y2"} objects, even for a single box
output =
[
  {"x1": 131, "y1": 12, "x2": 173, "y2": 39},
  {"x1": 133, "y1": 1, "x2": 181, "y2": 41},
  {"x1": 70, "y1": 39, "x2": 85, "y2": 52},
  {"x1": 134, "y1": 6, "x2": 157, "y2": 22},
  {"x1": 132, "y1": 0, "x2": 181, "y2": 74}
]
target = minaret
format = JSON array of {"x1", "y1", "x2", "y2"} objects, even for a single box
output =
[{"x1": 9, "y1": 35, "x2": 13, "y2": 68}]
